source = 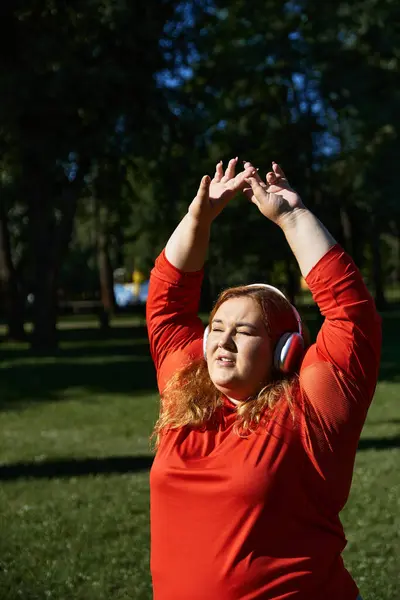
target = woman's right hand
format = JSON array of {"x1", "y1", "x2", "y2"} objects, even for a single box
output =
[{"x1": 188, "y1": 158, "x2": 254, "y2": 226}]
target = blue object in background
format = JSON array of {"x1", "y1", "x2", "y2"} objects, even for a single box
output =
[
  {"x1": 114, "y1": 281, "x2": 149, "y2": 307},
  {"x1": 114, "y1": 284, "x2": 135, "y2": 307}
]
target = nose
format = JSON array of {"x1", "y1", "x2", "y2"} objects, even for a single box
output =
[{"x1": 217, "y1": 331, "x2": 236, "y2": 351}]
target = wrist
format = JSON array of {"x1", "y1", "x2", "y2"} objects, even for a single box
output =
[
  {"x1": 276, "y1": 207, "x2": 310, "y2": 232},
  {"x1": 186, "y1": 210, "x2": 213, "y2": 232}
]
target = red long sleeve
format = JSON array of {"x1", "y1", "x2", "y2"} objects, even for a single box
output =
[
  {"x1": 302, "y1": 244, "x2": 381, "y2": 399},
  {"x1": 146, "y1": 250, "x2": 204, "y2": 392},
  {"x1": 147, "y1": 245, "x2": 382, "y2": 600},
  {"x1": 299, "y1": 246, "x2": 382, "y2": 511}
]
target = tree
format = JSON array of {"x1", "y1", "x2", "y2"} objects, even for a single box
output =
[
  {"x1": 300, "y1": 0, "x2": 400, "y2": 307},
  {"x1": 0, "y1": 187, "x2": 26, "y2": 340},
  {"x1": 0, "y1": 0, "x2": 180, "y2": 347},
  {"x1": 0, "y1": 150, "x2": 27, "y2": 340}
]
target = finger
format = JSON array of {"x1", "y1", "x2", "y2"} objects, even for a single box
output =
[
  {"x1": 214, "y1": 161, "x2": 223, "y2": 183},
  {"x1": 267, "y1": 168, "x2": 291, "y2": 193},
  {"x1": 196, "y1": 175, "x2": 211, "y2": 201},
  {"x1": 267, "y1": 185, "x2": 285, "y2": 196},
  {"x1": 266, "y1": 175, "x2": 287, "y2": 195},
  {"x1": 266, "y1": 171, "x2": 278, "y2": 186},
  {"x1": 221, "y1": 157, "x2": 238, "y2": 182},
  {"x1": 243, "y1": 162, "x2": 264, "y2": 184},
  {"x1": 244, "y1": 175, "x2": 269, "y2": 202},
  {"x1": 243, "y1": 180, "x2": 263, "y2": 209},
  {"x1": 272, "y1": 161, "x2": 287, "y2": 180},
  {"x1": 229, "y1": 166, "x2": 256, "y2": 192}
]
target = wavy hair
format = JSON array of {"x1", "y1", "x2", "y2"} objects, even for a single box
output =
[{"x1": 152, "y1": 285, "x2": 307, "y2": 447}]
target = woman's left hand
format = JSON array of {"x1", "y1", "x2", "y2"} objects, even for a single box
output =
[{"x1": 243, "y1": 161, "x2": 305, "y2": 226}]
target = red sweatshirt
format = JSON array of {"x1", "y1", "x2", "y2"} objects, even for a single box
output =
[{"x1": 146, "y1": 245, "x2": 381, "y2": 600}]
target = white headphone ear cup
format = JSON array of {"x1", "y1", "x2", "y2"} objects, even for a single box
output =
[
  {"x1": 274, "y1": 332, "x2": 291, "y2": 370},
  {"x1": 203, "y1": 326, "x2": 209, "y2": 360},
  {"x1": 274, "y1": 332, "x2": 304, "y2": 373}
]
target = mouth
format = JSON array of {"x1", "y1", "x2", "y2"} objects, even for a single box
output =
[{"x1": 216, "y1": 355, "x2": 235, "y2": 367}]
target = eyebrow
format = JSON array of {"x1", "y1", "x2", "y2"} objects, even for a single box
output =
[{"x1": 212, "y1": 319, "x2": 258, "y2": 330}]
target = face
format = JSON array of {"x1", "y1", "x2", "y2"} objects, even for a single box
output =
[{"x1": 206, "y1": 296, "x2": 273, "y2": 401}]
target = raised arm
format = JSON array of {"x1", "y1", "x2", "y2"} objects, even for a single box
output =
[
  {"x1": 147, "y1": 159, "x2": 254, "y2": 391},
  {"x1": 243, "y1": 161, "x2": 336, "y2": 277},
  {"x1": 146, "y1": 250, "x2": 205, "y2": 392},
  {"x1": 165, "y1": 158, "x2": 254, "y2": 271},
  {"x1": 244, "y1": 162, "x2": 382, "y2": 400}
]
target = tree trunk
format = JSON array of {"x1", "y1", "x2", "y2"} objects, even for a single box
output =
[
  {"x1": 27, "y1": 172, "x2": 84, "y2": 350},
  {"x1": 0, "y1": 196, "x2": 26, "y2": 341},
  {"x1": 115, "y1": 221, "x2": 125, "y2": 269},
  {"x1": 96, "y1": 204, "x2": 115, "y2": 330},
  {"x1": 31, "y1": 262, "x2": 59, "y2": 349},
  {"x1": 28, "y1": 192, "x2": 60, "y2": 350}
]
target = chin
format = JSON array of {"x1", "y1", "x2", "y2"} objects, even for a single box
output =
[{"x1": 213, "y1": 380, "x2": 246, "y2": 400}]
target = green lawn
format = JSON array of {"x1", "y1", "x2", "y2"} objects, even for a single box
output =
[{"x1": 0, "y1": 313, "x2": 399, "y2": 600}]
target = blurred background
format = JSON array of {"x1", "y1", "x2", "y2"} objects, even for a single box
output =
[{"x1": 0, "y1": 2, "x2": 399, "y2": 599}]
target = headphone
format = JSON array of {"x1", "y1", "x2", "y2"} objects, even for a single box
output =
[{"x1": 203, "y1": 284, "x2": 304, "y2": 374}]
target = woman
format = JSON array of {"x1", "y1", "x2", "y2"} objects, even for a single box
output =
[{"x1": 146, "y1": 157, "x2": 381, "y2": 600}]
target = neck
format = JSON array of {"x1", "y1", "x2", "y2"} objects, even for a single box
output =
[{"x1": 226, "y1": 396, "x2": 241, "y2": 406}]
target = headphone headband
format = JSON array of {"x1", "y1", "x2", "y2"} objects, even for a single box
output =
[{"x1": 245, "y1": 283, "x2": 302, "y2": 337}]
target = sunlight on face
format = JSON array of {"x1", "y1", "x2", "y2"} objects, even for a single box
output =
[{"x1": 206, "y1": 296, "x2": 273, "y2": 401}]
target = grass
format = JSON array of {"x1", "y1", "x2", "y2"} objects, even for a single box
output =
[{"x1": 0, "y1": 312, "x2": 399, "y2": 600}]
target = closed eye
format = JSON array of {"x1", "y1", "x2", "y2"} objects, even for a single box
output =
[{"x1": 211, "y1": 329, "x2": 252, "y2": 335}]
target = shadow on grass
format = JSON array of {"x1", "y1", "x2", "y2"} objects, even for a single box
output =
[
  {"x1": 0, "y1": 358, "x2": 158, "y2": 411},
  {"x1": 357, "y1": 436, "x2": 400, "y2": 451},
  {"x1": 0, "y1": 455, "x2": 154, "y2": 481},
  {"x1": 0, "y1": 325, "x2": 158, "y2": 411},
  {"x1": 0, "y1": 325, "x2": 150, "y2": 360},
  {"x1": 1, "y1": 436, "x2": 399, "y2": 482}
]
